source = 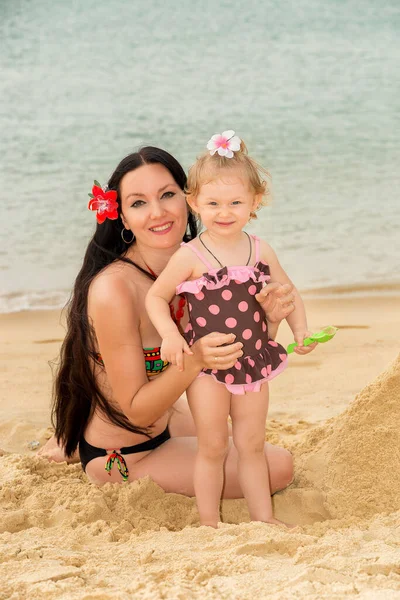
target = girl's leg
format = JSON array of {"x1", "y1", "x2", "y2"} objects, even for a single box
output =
[
  {"x1": 187, "y1": 376, "x2": 231, "y2": 527},
  {"x1": 230, "y1": 385, "x2": 288, "y2": 525},
  {"x1": 168, "y1": 395, "x2": 198, "y2": 437},
  {"x1": 169, "y1": 394, "x2": 237, "y2": 438}
]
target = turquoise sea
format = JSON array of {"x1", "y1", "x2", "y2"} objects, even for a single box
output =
[{"x1": 1, "y1": 0, "x2": 399, "y2": 312}]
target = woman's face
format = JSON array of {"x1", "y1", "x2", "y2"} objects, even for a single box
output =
[{"x1": 119, "y1": 163, "x2": 188, "y2": 249}]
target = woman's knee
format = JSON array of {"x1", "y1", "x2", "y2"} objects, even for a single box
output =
[
  {"x1": 270, "y1": 447, "x2": 294, "y2": 492},
  {"x1": 282, "y1": 448, "x2": 294, "y2": 485}
]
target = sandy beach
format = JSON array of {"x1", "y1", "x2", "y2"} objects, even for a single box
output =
[{"x1": 1, "y1": 293, "x2": 399, "y2": 599}]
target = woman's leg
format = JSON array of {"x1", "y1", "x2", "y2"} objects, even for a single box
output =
[
  {"x1": 125, "y1": 436, "x2": 293, "y2": 498},
  {"x1": 37, "y1": 435, "x2": 80, "y2": 463},
  {"x1": 187, "y1": 377, "x2": 231, "y2": 527},
  {"x1": 37, "y1": 392, "x2": 196, "y2": 464}
]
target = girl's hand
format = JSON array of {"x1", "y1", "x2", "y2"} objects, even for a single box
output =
[
  {"x1": 255, "y1": 282, "x2": 295, "y2": 323},
  {"x1": 192, "y1": 332, "x2": 244, "y2": 371},
  {"x1": 161, "y1": 333, "x2": 193, "y2": 371},
  {"x1": 292, "y1": 330, "x2": 318, "y2": 355}
]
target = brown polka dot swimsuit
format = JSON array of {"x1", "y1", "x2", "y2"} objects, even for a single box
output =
[{"x1": 176, "y1": 235, "x2": 288, "y2": 394}]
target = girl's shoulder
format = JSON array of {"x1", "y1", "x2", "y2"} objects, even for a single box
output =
[
  {"x1": 257, "y1": 238, "x2": 278, "y2": 263},
  {"x1": 180, "y1": 238, "x2": 200, "y2": 251},
  {"x1": 168, "y1": 241, "x2": 200, "y2": 264}
]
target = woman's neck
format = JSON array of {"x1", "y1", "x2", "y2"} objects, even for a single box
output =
[{"x1": 126, "y1": 241, "x2": 181, "y2": 277}]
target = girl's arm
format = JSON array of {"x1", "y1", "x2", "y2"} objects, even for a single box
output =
[
  {"x1": 89, "y1": 270, "x2": 244, "y2": 428},
  {"x1": 259, "y1": 241, "x2": 316, "y2": 353},
  {"x1": 145, "y1": 247, "x2": 197, "y2": 369},
  {"x1": 145, "y1": 246, "x2": 195, "y2": 336}
]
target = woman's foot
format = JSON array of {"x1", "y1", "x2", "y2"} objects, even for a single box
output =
[{"x1": 37, "y1": 434, "x2": 80, "y2": 464}]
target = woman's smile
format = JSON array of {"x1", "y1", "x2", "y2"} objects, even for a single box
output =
[{"x1": 149, "y1": 221, "x2": 174, "y2": 234}]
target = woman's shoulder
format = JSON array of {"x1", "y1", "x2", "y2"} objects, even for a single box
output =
[{"x1": 88, "y1": 261, "x2": 140, "y2": 312}]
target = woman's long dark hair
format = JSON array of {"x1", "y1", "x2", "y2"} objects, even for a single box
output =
[{"x1": 52, "y1": 147, "x2": 198, "y2": 457}]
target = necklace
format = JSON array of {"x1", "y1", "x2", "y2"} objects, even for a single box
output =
[
  {"x1": 143, "y1": 261, "x2": 186, "y2": 329},
  {"x1": 199, "y1": 231, "x2": 252, "y2": 267}
]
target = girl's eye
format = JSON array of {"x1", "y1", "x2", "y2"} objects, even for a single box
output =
[
  {"x1": 232, "y1": 201, "x2": 241, "y2": 205},
  {"x1": 131, "y1": 200, "x2": 145, "y2": 208},
  {"x1": 162, "y1": 191, "x2": 175, "y2": 199},
  {"x1": 209, "y1": 201, "x2": 218, "y2": 206}
]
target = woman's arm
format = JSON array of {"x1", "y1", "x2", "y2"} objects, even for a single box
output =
[
  {"x1": 255, "y1": 282, "x2": 295, "y2": 325},
  {"x1": 266, "y1": 320, "x2": 279, "y2": 340},
  {"x1": 89, "y1": 273, "x2": 243, "y2": 428}
]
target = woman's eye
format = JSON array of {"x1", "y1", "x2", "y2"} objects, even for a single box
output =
[
  {"x1": 162, "y1": 191, "x2": 175, "y2": 199},
  {"x1": 132, "y1": 200, "x2": 145, "y2": 208}
]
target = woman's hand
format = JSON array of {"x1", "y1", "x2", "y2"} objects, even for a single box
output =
[
  {"x1": 292, "y1": 330, "x2": 318, "y2": 355},
  {"x1": 191, "y1": 332, "x2": 243, "y2": 371},
  {"x1": 255, "y1": 282, "x2": 295, "y2": 323}
]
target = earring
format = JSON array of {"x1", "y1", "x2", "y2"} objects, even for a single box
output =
[{"x1": 121, "y1": 228, "x2": 134, "y2": 243}]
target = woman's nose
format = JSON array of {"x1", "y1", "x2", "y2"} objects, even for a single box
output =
[{"x1": 149, "y1": 200, "x2": 166, "y2": 218}]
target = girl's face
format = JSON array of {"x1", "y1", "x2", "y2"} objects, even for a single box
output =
[
  {"x1": 189, "y1": 171, "x2": 260, "y2": 237},
  {"x1": 119, "y1": 163, "x2": 188, "y2": 249}
]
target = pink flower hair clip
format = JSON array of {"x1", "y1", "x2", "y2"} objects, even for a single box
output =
[
  {"x1": 206, "y1": 130, "x2": 241, "y2": 158},
  {"x1": 88, "y1": 180, "x2": 118, "y2": 224}
]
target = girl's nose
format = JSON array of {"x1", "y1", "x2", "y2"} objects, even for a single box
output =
[{"x1": 219, "y1": 205, "x2": 230, "y2": 216}]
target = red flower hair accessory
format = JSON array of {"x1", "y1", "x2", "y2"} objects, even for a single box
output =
[{"x1": 88, "y1": 180, "x2": 118, "y2": 224}]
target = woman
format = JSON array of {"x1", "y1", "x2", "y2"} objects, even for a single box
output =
[{"x1": 44, "y1": 147, "x2": 296, "y2": 496}]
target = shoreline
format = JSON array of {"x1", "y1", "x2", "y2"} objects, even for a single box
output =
[
  {"x1": 300, "y1": 280, "x2": 400, "y2": 298},
  {"x1": 1, "y1": 280, "x2": 400, "y2": 315}
]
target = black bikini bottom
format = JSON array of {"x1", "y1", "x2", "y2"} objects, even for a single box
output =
[{"x1": 79, "y1": 426, "x2": 171, "y2": 473}]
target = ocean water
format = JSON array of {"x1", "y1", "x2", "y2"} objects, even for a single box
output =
[{"x1": 1, "y1": 0, "x2": 399, "y2": 312}]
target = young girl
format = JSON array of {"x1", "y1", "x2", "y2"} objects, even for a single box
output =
[{"x1": 146, "y1": 131, "x2": 316, "y2": 528}]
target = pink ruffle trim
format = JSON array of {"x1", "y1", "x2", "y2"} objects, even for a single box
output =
[
  {"x1": 197, "y1": 357, "x2": 288, "y2": 395},
  {"x1": 176, "y1": 263, "x2": 270, "y2": 295}
]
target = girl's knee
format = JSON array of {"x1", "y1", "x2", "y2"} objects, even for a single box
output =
[
  {"x1": 199, "y1": 436, "x2": 228, "y2": 460},
  {"x1": 234, "y1": 435, "x2": 265, "y2": 456}
]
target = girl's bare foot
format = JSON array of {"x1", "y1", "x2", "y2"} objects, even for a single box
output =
[
  {"x1": 264, "y1": 517, "x2": 296, "y2": 529},
  {"x1": 37, "y1": 434, "x2": 80, "y2": 464}
]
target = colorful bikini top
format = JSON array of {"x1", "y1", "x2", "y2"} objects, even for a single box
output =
[{"x1": 93, "y1": 347, "x2": 169, "y2": 378}]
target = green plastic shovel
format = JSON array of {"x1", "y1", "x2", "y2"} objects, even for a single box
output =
[{"x1": 287, "y1": 326, "x2": 338, "y2": 354}]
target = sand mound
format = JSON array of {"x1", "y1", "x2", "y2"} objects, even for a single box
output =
[{"x1": 296, "y1": 354, "x2": 400, "y2": 520}]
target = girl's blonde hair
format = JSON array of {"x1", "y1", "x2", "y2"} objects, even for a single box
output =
[{"x1": 185, "y1": 140, "x2": 271, "y2": 220}]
